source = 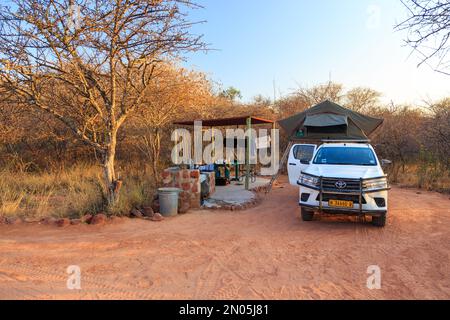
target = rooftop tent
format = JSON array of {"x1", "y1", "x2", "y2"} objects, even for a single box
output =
[{"x1": 278, "y1": 100, "x2": 383, "y2": 141}]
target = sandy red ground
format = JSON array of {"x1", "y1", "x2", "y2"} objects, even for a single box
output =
[{"x1": 0, "y1": 177, "x2": 449, "y2": 299}]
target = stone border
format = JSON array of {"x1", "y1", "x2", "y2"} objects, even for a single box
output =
[
  {"x1": 202, "y1": 183, "x2": 270, "y2": 211},
  {"x1": 0, "y1": 211, "x2": 164, "y2": 228},
  {"x1": 0, "y1": 214, "x2": 130, "y2": 227}
]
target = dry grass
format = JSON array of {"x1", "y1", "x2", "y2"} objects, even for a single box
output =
[
  {"x1": 0, "y1": 164, "x2": 158, "y2": 219},
  {"x1": 388, "y1": 163, "x2": 450, "y2": 194}
]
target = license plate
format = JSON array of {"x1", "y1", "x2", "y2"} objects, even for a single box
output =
[{"x1": 328, "y1": 199, "x2": 354, "y2": 208}]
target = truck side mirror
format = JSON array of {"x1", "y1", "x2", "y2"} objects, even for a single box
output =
[
  {"x1": 300, "y1": 159, "x2": 310, "y2": 165},
  {"x1": 381, "y1": 159, "x2": 392, "y2": 166}
]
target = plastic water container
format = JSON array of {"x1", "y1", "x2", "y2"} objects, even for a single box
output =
[{"x1": 158, "y1": 188, "x2": 181, "y2": 216}]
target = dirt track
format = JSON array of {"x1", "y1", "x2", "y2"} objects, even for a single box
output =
[{"x1": 0, "y1": 177, "x2": 449, "y2": 299}]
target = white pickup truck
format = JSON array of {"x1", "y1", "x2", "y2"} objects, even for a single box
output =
[{"x1": 287, "y1": 142, "x2": 390, "y2": 227}]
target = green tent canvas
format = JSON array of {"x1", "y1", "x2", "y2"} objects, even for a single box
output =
[{"x1": 278, "y1": 100, "x2": 383, "y2": 141}]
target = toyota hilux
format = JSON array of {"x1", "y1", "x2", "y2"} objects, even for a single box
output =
[{"x1": 287, "y1": 142, "x2": 390, "y2": 227}]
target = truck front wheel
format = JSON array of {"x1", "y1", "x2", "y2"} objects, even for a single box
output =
[
  {"x1": 301, "y1": 208, "x2": 314, "y2": 221},
  {"x1": 372, "y1": 213, "x2": 386, "y2": 227}
]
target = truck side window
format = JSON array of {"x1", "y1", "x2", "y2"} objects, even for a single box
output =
[{"x1": 294, "y1": 145, "x2": 315, "y2": 161}]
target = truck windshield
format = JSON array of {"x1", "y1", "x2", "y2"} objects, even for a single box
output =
[{"x1": 312, "y1": 147, "x2": 378, "y2": 166}]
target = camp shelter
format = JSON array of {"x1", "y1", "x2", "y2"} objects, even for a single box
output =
[
  {"x1": 173, "y1": 116, "x2": 275, "y2": 190},
  {"x1": 278, "y1": 100, "x2": 383, "y2": 141}
]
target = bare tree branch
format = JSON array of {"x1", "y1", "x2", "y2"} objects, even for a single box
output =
[{"x1": 396, "y1": 0, "x2": 450, "y2": 75}]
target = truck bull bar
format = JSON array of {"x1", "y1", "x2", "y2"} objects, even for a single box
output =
[{"x1": 298, "y1": 174, "x2": 390, "y2": 215}]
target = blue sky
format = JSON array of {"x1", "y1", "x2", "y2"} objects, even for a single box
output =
[{"x1": 185, "y1": 0, "x2": 450, "y2": 104}]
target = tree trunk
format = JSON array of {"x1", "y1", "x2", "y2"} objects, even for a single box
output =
[
  {"x1": 103, "y1": 131, "x2": 122, "y2": 208},
  {"x1": 151, "y1": 128, "x2": 161, "y2": 182}
]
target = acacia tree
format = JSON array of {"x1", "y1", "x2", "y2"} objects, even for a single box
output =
[
  {"x1": 294, "y1": 82, "x2": 344, "y2": 105},
  {"x1": 131, "y1": 62, "x2": 214, "y2": 179},
  {"x1": 0, "y1": 0, "x2": 204, "y2": 207},
  {"x1": 373, "y1": 106, "x2": 423, "y2": 180},
  {"x1": 396, "y1": 0, "x2": 450, "y2": 75},
  {"x1": 345, "y1": 87, "x2": 381, "y2": 113},
  {"x1": 219, "y1": 86, "x2": 242, "y2": 102},
  {"x1": 425, "y1": 98, "x2": 450, "y2": 168}
]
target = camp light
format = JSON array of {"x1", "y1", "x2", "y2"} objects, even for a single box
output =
[
  {"x1": 298, "y1": 173, "x2": 320, "y2": 188},
  {"x1": 363, "y1": 177, "x2": 388, "y2": 191}
]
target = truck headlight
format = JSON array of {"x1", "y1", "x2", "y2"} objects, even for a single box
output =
[
  {"x1": 363, "y1": 177, "x2": 388, "y2": 191},
  {"x1": 298, "y1": 173, "x2": 320, "y2": 188}
]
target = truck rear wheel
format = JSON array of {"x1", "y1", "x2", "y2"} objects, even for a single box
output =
[
  {"x1": 372, "y1": 213, "x2": 386, "y2": 227},
  {"x1": 301, "y1": 208, "x2": 314, "y2": 221}
]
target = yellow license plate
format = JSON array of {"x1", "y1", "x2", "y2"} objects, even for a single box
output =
[{"x1": 328, "y1": 199, "x2": 354, "y2": 208}]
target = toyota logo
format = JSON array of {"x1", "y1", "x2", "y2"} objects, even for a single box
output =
[{"x1": 335, "y1": 180, "x2": 347, "y2": 189}]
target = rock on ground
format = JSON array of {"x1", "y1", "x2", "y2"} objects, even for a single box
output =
[
  {"x1": 142, "y1": 207, "x2": 154, "y2": 217},
  {"x1": 151, "y1": 212, "x2": 164, "y2": 222},
  {"x1": 6, "y1": 217, "x2": 22, "y2": 225},
  {"x1": 130, "y1": 208, "x2": 144, "y2": 218},
  {"x1": 82, "y1": 214, "x2": 93, "y2": 224},
  {"x1": 55, "y1": 218, "x2": 70, "y2": 227},
  {"x1": 90, "y1": 214, "x2": 107, "y2": 225},
  {"x1": 70, "y1": 219, "x2": 82, "y2": 225}
]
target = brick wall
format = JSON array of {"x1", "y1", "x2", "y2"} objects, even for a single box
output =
[{"x1": 161, "y1": 168, "x2": 201, "y2": 209}]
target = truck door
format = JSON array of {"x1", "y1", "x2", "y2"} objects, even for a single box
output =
[{"x1": 287, "y1": 144, "x2": 317, "y2": 185}]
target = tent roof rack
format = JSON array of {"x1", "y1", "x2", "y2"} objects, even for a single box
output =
[{"x1": 321, "y1": 139, "x2": 370, "y2": 143}]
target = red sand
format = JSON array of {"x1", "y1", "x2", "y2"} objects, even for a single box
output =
[{"x1": 0, "y1": 177, "x2": 449, "y2": 299}]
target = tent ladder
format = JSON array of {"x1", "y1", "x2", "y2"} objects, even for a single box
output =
[{"x1": 266, "y1": 140, "x2": 294, "y2": 194}]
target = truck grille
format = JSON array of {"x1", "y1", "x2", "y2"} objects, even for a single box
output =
[{"x1": 321, "y1": 177, "x2": 361, "y2": 192}]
